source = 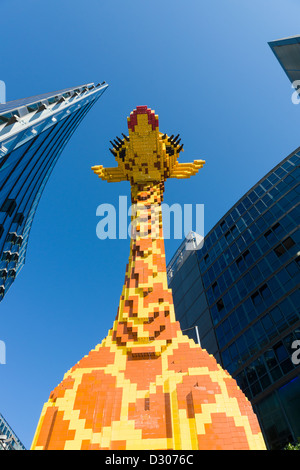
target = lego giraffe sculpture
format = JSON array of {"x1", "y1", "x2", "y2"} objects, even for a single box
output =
[{"x1": 31, "y1": 107, "x2": 266, "y2": 450}]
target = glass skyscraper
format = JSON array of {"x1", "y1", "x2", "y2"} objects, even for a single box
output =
[
  {"x1": 0, "y1": 82, "x2": 108, "y2": 301},
  {"x1": 168, "y1": 149, "x2": 300, "y2": 449}
]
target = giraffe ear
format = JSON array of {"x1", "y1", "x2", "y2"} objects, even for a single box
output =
[
  {"x1": 91, "y1": 165, "x2": 127, "y2": 183},
  {"x1": 169, "y1": 160, "x2": 205, "y2": 179}
]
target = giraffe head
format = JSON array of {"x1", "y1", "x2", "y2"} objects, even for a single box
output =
[
  {"x1": 116, "y1": 106, "x2": 183, "y2": 183},
  {"x1": 92, "y1": 106, "x2": 205, "y2": 184}
]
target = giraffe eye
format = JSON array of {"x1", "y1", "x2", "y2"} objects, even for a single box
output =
[
  {"x1": 166, "y1": 145, "x2": 174, "y2": 156},
  {"x1": 119, "y1": 147, "x2": 126, "y2": 161}
]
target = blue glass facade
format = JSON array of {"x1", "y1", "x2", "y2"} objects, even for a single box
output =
[
  {"x1": 0, "y1": 412, "x2": 26, "y2": 450},
  {"x1": 168, "y1": 149, "x2": 300, "y2": 449},
  {"x1": 269, "y1": 35, "x2": 300, "y2": 86},
  {"x1": 0, "y1": 82, "x2": 108, "y2": 301}
]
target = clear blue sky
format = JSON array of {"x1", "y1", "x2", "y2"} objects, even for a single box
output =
[{"x1": 0, "y1": 0, "x2": 300, "y2": 449}]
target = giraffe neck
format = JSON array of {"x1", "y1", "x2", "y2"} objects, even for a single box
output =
[{"x1": 106, "y1": 181, "x2": 180, "y2": 355}]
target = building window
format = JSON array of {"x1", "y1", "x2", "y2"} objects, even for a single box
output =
[
  {"x1": 13, "y1": 213, "x2": 24, "y2": 225},
  {"x1": 282, "y1": 236, "x2": 295, "y2": 250},
  {"x1": 274, "y1": 244, "x2": 286, "y2": 257},
  {"x1": 251, "y1": 292, "x2": 262, "y2": 307},
  {"x1": 27, "y1": 102, "x2": 42, "y2": 113},
  {"x1": 15, "y1": 235, "x2": 23, "y2": 247},
  {"x1": 250, "y1": 284, "x2": 271, "y2": 308},
  {"x1": 236, "y1": 249, "x2": 253, "y2": 271},
  {"x1": 212, "y1": 281, "x2": 219, "y2": 295},
  {"x1": 0, "y1": 269, "x2": 7, "y2": 280},
  {"x1": 272, "y1": 222, "x2": 283, "y2": 236},
  {"x1": 264, "y1": 222, "x2": 284, "y2": 244},
  {"x1": 230, "y1": 224, "x2": 238, "y2": 237},
  {"x1": 243, "y1": 249, "x2": 253, "y2": 265},
  {"x1": 285, "y1": 258, "x2": 300, "y2": 278},
  {"x1": 236, "y1": 256, "x2": 245, "y2": 271},
  {"x1": 225, "y1": 231, "x2": 232, "y2": 242},
  {"x1": 1, "y1": 251, "x2": 11, "y2": 262},
  {"x1": 274, "y1": 236, "x2": 296, "y2": 257},
  {"x1": 7, "y1": 269, "x2": 16, "y2": 279},
  {"x1": 217, "y1": 298, "x2": 224, "y2": 312},
  {"x1": 0, "y1": 199, "x2": 16, "y2": 217},
  {"x1": 264, "y1": 229, "x2": 276, "y2": 243},
  {"x1": 259, "y1": 284, "x2": 271, "y2": 300},
  {"x1": 10, "y1": 253, "x2": 19, "y2": 262},
  {"x1": 6, "y1": 233, "x2": 16, "y2": 244}
]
